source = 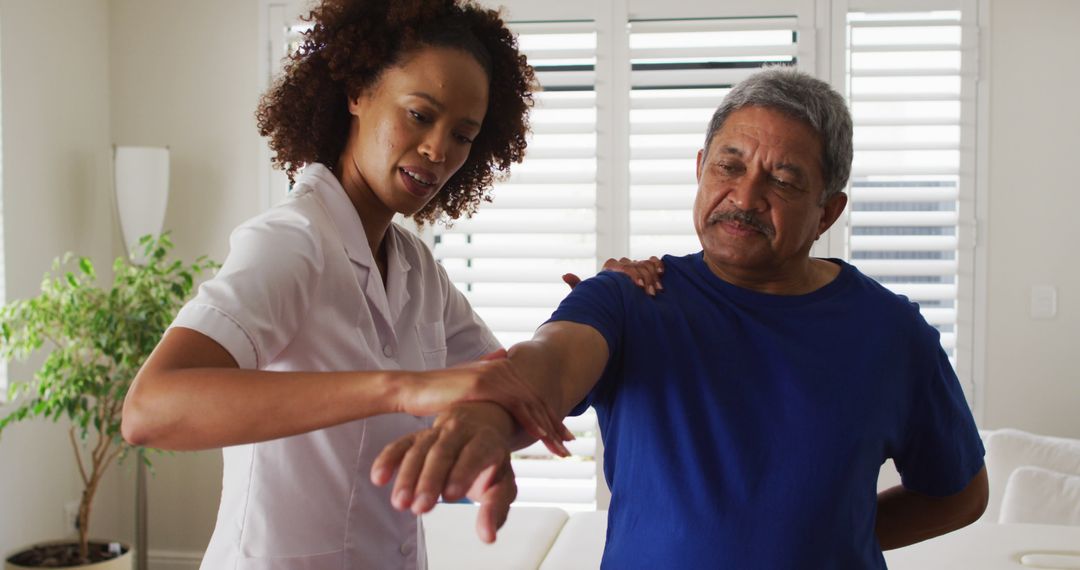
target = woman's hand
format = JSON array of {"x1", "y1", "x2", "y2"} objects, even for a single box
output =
[
  {"x1": 397, "y1": 349, "x2": 572, "y2": 457},
  {"x1": 563, "y1": 255, "x2": 666, "y2": 296}
]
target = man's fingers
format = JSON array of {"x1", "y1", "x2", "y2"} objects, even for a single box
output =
[
  {"x1": 447, "y1": 441, "x2": 503, "y2": 502},
  {"x1": 562, "y1": 273, "x2": 582, "y2": 289},
  {"x1": 371, "y1": 434, "x2": 415, "y2": 487},
  {"x1": 412, "y1": 430, "x2": 469, "y2": 515},
  {"x1": 475, "y1": 468, "x2": 517, "y2": 544},
  {"x1": 390, "y1": 431, "x2": 438, "y2": 511}
]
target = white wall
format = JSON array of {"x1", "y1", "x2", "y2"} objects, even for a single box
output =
[
  {"x1": 107, "y1": 0, "x2": 263, "y2": 557},
  {"x1": 982, "y1": 0, "x2": 1080, "y2": 438},
  {"x1": 0, "y1": 0, "x2": 124, "y2": 556}
]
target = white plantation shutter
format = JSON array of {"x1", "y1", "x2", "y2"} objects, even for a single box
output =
[
  {"x1": 433, "y1": 21, "x2": 601, "y2": 511},
  {"x1": 627, "y1": 17, "x2": 802, "y2": 259},
  {"x1": 842, "y1": 6, "x2": 977, "y2": 378}
]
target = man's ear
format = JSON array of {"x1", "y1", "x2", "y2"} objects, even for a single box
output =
[
  {"x1": 696, "y1": 148, "x2": 705, "y2": 183},
  {"x1": 818, "y1": 191, "x2": 848, "y2": 235}
]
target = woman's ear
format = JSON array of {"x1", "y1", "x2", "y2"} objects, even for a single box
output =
[{"x1": 347, "y1": 93, "x2": 364, "y2": 117}]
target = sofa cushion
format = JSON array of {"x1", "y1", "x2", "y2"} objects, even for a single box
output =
[
  {"x1": 999, "y1": 466, "x2": 1080, "y2": 526},
  {"x1": 539, "y1": 510, "x2": 607, "y2": 570},
  {"x1": 981, "y1": 429, "x2": 1080, "y2": 523},
  {"x1": 424, "y1": 504, "x2": 568, "y2": 570}
]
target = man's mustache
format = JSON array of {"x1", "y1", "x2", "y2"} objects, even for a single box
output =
[{"x1": 706, "y1": 208, "x2": 776, "y2": 237}]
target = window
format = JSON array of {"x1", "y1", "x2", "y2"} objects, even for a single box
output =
[
  {"x1": 434, "y1": 20, "x2": 602, "y2": 510},
  {"x1": 835, "y1": 0, "x2": 981, "y2": 399},
  {"x1": 627, "y1": 17, "x2": 802, "y2": 259}
]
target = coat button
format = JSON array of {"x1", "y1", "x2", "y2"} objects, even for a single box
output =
[
  {"x1": 399, "y1": 543, "x2": 409, "y2": 555},
  {"x1": 383, "y1": 344, "x2": 394, "y2": 358}
]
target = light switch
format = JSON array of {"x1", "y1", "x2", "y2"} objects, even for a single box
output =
[{"x1": 1030, "y1": 285, "x2": 1057, "y2": 319}]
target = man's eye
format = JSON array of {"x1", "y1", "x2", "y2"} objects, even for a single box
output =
[{"x1": 772, "y1": 177, "x2": 798, "y2": 190}]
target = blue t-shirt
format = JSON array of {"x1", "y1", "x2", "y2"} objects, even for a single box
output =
[{"x1": 548, "y1": 253, "x2": 984, "y2": 569}]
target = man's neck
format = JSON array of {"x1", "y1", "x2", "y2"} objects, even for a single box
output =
[{"x1": 703, "y1": 255, "x2": 840, "y2": 296}]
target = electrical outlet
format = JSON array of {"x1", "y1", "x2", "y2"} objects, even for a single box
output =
[{"x1": 63, "y1": 500, "x2": 80, "y2": 535}]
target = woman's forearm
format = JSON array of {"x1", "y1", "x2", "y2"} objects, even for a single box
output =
[{"x1": 122, "y1": 365, "x2": 406, "y2": 451}]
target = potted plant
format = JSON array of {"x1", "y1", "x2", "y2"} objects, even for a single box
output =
[{"x1": 0, "y1": 234, "x2": 216, "y2": 568}]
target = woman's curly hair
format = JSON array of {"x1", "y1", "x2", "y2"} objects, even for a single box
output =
[{"x1": 255, "y1": 0, "x2": 535, "y2": 224}]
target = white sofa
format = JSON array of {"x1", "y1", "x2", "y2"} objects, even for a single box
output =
[
  {"x1": 424, "y1": 505, "x2": 605, "y2": 570},
  {"x1": 424, "y1": 429, "x2": 1080, "y2": 569}
]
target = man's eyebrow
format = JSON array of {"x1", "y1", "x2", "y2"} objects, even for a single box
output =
[
  {"x1": 717, "y1": 145, "x2": 743, "y2": 158},
  {"x1": 408, "y1": 92, "x2": 482, "y2": 128}
]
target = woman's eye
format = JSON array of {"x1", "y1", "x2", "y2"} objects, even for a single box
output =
[
  {"x1": 409, "y1": 110, "x2": 429, "y2": 123},
  {"x1": 454, "y1": 133, "x2": 475, "y2": 145}
]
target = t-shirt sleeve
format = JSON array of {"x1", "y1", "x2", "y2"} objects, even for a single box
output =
[
  {"x1": 170, "y1": 212, "x2": 322, "y2": 370},
  {"x1": 438, "y1": 262, "x2": 501, "y2": 366},
  {"x1": 544, "y1": 271, "x2": 628, "y2": 415},
  {"x1": 893, "y1": 318, "x2": 986, "y2": 496}
]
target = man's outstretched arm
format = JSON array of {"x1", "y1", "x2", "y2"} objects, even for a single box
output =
[
  {"x1": 370, "y1": 321, "x2": 610, "y2": 542},
  {"x1": 876, "y1": 466, "x2": 989, "y2": 549}
]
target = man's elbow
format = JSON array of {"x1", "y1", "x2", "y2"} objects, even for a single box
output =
[{"x1": 955, "y1": 466, "x2": 990, "y2": 527}]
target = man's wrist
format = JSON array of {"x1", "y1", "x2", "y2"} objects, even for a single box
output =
[{"x1": 434, "y1": 402, "x2": 516, "y2": 443}]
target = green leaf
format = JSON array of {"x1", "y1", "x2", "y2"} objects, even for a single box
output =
[{"x1": 0, "y1": 235, "x2": 218, "y2": 530}]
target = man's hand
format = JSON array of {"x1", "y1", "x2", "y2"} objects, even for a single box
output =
[
  {"x1": 564, "y1": 256, "x2": 665, "y2": 296},
  {"x1": 397, "y1": 349, "x2": 571, "y2": 457},
  {"x1": 371, "y1": 402, "x2": 518, "y2": 543}
]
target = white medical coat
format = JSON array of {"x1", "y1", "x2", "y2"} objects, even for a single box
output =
[{"x1": 172, "y1": 163, "x2": 500, "y2": 569}]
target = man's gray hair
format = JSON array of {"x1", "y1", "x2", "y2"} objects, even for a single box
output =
[{"x1": 704, "y1": 66, "x2": 853, "y2": 202}]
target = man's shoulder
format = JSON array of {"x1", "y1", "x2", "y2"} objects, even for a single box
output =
[{"x1": 840, "y1": 261, "x2": 936, "y2": 336}]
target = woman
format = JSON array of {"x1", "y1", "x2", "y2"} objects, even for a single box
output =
[{"x1": 120, "y1": 1, "x2": 570, "y2": 568}]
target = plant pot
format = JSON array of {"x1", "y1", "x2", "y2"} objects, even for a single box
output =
[{"x1": 4, "y1": 541, "x2": 133, "y2": 570}]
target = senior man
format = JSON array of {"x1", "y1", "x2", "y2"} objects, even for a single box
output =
[{"x1": 372, "y1": 67, "x2": 988, "y2": 568}]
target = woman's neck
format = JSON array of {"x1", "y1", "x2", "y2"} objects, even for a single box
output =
[{"x1": 333, "y1": 155, "x2": 395, "y2": 264}]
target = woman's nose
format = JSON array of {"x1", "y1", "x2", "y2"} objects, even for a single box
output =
[{"x1": 419, "y1": 132, "x2": 447, "y2": 164}]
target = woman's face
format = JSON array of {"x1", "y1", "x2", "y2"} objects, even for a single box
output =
[{"x1": 341, "y1": 46, "x2": 489, "y2": 217}]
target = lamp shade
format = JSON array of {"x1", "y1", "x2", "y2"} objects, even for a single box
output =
[{"x1": 114, "y1": 146, "x2": 169, "y2": 260}]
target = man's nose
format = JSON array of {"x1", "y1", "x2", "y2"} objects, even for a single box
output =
[
  {"x1": 726, "y1": 171, "x2": 768, "y2": 210},
  {"x1": 419, "y1": 130, "x2": 447, "y2": 164}
]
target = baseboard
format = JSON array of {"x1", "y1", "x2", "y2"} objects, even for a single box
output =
[{"x1": 148, "y1": 549, "x2": 202, "y2": 570}]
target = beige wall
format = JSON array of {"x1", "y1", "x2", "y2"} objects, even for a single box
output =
[
  {"x1": 0, "y1": 0, "x2": 124, "y2": 556},
  {"x1": 982, "y1": 0, "x2": 1080, "y2": 438},
  {"x1": 107, "y1": 0, "x2": 263, "y2": 556}
]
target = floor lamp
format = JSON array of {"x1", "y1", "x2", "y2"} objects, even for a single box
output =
[{"x1": 114, "y1": 146, "x2": 170, "y2": 570}]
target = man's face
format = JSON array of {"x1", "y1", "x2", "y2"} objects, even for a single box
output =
[{"x1": 693, "y1": 105, "x2": 847, "y2": 277}]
